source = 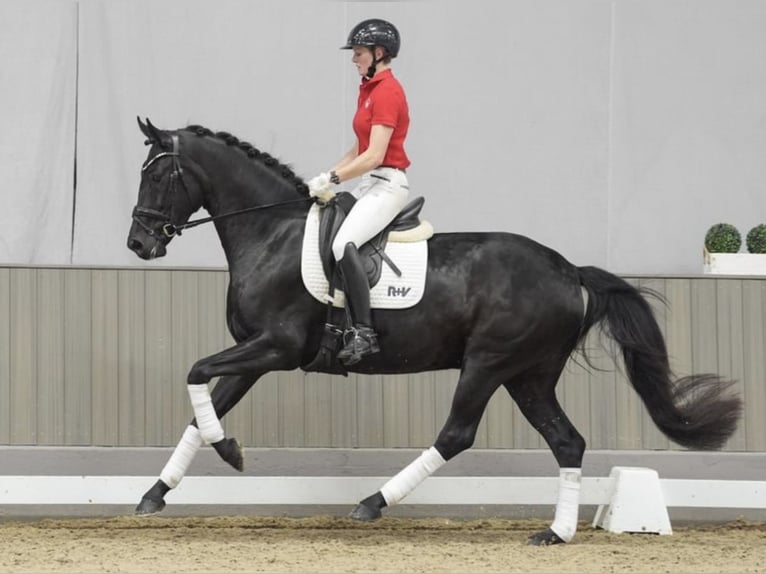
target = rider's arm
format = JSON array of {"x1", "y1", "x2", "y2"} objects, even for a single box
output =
[
  {"x1": 331, "y1": 124, "x2": 394, "y2": 183},
  {"x1": 331, "y1": 141, "x2": 359, "y2": 172}
]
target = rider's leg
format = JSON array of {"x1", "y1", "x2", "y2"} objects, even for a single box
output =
[
  {"x1": 332, "y1": 173, "x2": 408, "y2": 364},
  {"x1": 331, "y1": 173, "x2": 409, "y2": 261},
  {"x1": 336, "y1": 241, "x2": 378, "y2": 365}
]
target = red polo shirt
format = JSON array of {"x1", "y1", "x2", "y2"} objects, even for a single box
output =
[{"x1": 353, "y1": 69, "x2": 410, "y2": 169}]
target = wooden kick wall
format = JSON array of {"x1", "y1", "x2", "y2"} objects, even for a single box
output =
[{"x1": 0, "y1": 266, "x2": 763, "y2": 452}]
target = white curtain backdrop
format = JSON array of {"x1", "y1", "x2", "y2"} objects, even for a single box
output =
[
  {"x1": 72, "y1": 0, "x2": 612, "y2": 268},
  {"x1": 73, "y1": 0, "x2": 347, "y2": 267},
  {"x1": 1, "y1": 1, "x2": 765, "y2": 272},
  {"x1": 0, "y1": 0, "x2": 77, "y2": 265}
]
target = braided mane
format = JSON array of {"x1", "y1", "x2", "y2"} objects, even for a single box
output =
[{"x1": 184, "y1": 125, "x2": 309, "y2": 197}]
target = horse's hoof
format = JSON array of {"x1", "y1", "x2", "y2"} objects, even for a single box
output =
[
  {"x1": 349, "y1": 502, "x2": 382, "y2": 521},
  {"x1": 135, "y1": 496, "x2": 166, "y2": 516},
  {"x1": 212, "y1": 437, "x2": 244, "y2": 471},
  {"x1": 527, "y1": 528, "x2": 566, "y2": 546}
]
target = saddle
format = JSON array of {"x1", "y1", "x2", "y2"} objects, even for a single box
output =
[
  {"x1": 302, "y1": 192, "x2": 428, "y2": 375},
  {"x1": 317, "y1": 192, "x2": 426, "y2": 288}
]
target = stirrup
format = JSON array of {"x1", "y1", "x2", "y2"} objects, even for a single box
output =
[{"x1": 337, "y1": 326, "x2": 380, "y2": 366}]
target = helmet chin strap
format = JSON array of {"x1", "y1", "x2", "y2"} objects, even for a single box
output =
[{"x1": 366, "y1": 47, "x2": 382, "y2": 78}]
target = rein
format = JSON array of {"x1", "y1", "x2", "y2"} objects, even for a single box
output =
[
  {"x1": 133, "y1": 135, "x2": 314, "y2": 239},
  {"x1": 172, "y1": 196, "x2": 314, "y2": 235}
]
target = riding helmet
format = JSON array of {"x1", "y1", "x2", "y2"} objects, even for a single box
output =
[{"x1": 341, "y1": 18, "x2": 401, "y2": 58}]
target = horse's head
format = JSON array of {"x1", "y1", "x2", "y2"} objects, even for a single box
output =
[{"x1": 127, "y1": 117, "x2": 206, "y2": 259}]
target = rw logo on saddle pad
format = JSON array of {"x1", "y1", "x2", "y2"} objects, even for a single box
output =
[{"x1": 301, "y1": 202, "x2": 430, "y2": 309}]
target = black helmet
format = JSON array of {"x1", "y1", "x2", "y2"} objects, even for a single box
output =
[{"x1": 341, "y1": 18, "x2": 400, "y2": 58}]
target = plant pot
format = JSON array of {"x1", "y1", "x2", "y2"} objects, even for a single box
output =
[{"x1": 703, "y1": 248, "x2": 766, "y2": 275}]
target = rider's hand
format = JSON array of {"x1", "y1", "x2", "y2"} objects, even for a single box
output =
[{"x1": 307, "y1": 172, "x2": 336, "y2": 203}]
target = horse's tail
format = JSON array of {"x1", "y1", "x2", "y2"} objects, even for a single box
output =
[{"x1": 576, "y1": 265, "x2": 742, "y2": 450}]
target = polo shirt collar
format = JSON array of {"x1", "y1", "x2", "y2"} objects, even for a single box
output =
[{"x1": 361, "y1": 68, "x2": 393, "y2": 86}]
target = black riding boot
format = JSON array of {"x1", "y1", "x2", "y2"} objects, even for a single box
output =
[{"x1": 337, "y1": 242, "x2": 380, "y2": 365}]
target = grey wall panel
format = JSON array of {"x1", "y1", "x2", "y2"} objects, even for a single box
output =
[
  {"x1": 584, "y1": 348, "x2": 619, "y2": 451},
  {"x1": 36, "y1": 269, "x2": 65, "y2": 445},
  {"x1": 64, "y1": 270, "x2": 93, "y2": 445},
  {"x1": 409, "y1": 372, "x2": 435, "y2": 448},
  {"x1": 2, "y1": 268, "x2": 765, "y2": 452},
  {"x1": 91, "y1": 269, "x2": 119, "y2": 445},
  {"x1": 304, "y1": 373, "x2": 333, "y2": 448},
  {"x1": 330, "y1": 375, "x2": 357, "y2": 448},
  {"x1": 0, "y1": 269, "x2": 9, "y2": 443},
  {"x1": 169, "y1": 271, "x2": 204, "y2": 437},
  {"x1": 742, "y1": 281, "x2": 766, "y2": 451},
  {"x1": 247, "y1": 373, "x2": 281, "y2": 447},
  {"x1": 356, "y1": 374, "x2": 382, "y2": 448},
  {"x1": 117, "y1": 269, "x2": 145, "y2": 446},
  {"x1": 10, "y1": 269, "x2": 36, "y2": 444},
  {"x1": 717, "y1": 279, "x2": 747, "y2": 451},
  {"x1": 382, "y1": 374, "x2": 410, "y2": 447},
  {"x1": 279, "y1": 371, "x2": 307, "y2": 448},
  {"x1": 665, "y1": 279, "x2": 693, "y2": 383},
  {"x1": 143, "y1": 270, "x2": 175, "y2": 446}
]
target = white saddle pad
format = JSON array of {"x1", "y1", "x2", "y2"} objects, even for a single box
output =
[{"x1": 301, "y1": 203, "x2": 428, "y2": 309}]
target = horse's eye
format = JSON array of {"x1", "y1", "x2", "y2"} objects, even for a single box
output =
[{"x1": 151, "y1": 174, "x2": 162, "y2": 183}]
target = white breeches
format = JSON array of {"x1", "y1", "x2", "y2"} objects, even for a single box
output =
[{"x1": 332, "y1": 167, "x2": 409, "y2": 261}]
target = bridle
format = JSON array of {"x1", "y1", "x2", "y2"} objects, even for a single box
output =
[
  {"x1": 132, "y1": 135, "x2": 194, "y2": 239},
  {"x1": 132, "y1": 134, "x2": 313, "y2": 239}
]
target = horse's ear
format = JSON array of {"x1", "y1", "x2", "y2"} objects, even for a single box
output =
[
  {"x1": 137, "y1": 116, "x2": 152, "y2": 145},
  {"x1": 138, "y1": 117, "x2": 171, "y2": 149}
]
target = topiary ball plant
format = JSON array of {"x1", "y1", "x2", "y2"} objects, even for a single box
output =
[
  {"x1": 746, "y1": 224, "x2": 766, "y2": 254},
  {"x1": 704, "y1": 223, "x2": 741, "y2": 253}
]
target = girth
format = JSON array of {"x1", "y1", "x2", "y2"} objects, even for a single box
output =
[{"x1": 316, "y1": 192, "x2": 426, "y2": 288}]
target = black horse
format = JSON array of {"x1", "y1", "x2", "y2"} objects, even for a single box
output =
[{"x1": 127, "y1": 118, "x2": 741, "y2": 545}]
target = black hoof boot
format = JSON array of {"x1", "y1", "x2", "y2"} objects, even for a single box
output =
[
  {"x1": 135, "y1": 480, "x2": 170, "y2": 515},
  {"x1": 527, "y1": 528, "x2": 566, "y2": 546},
  {"x1": 349, "y1": 492, "x2": 386, "y2": 521},
  {"x1": 212, "y1": 437, "x2": 244, "y2": 471}
]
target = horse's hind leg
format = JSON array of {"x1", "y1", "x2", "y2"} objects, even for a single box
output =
[
  {"x1": 504, "y1": 369, "x2": 586, "y2": 545},
  {"x1": 135, "y1": 374, "x2": 256, "y2": 515},
  {"x1": 350, "y1": 361, "x2": 502, "y2": 520}
]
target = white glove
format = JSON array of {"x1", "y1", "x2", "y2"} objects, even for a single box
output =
[{"x1": 307, "y1": 172, "x2": 336, "y2": 203}]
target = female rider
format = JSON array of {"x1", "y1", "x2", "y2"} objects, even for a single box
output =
[{"x1": 308, "y1": 18, "x2": 411, "y2": 366}]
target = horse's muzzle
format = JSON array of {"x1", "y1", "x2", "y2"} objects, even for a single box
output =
[{"x1": 127, "y1": 235, "x2": 167, "y2": 260}]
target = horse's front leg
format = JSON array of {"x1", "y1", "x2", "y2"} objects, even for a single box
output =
[
  {"x1": 135, "y1": 374, "x2": 257, "y2": 515},
  {"x1": 135, "y1": 336, "x2": 300, "y2": 515},
  {"x1": 185, "y1": 336, "x2": 300, "y2": 470}
]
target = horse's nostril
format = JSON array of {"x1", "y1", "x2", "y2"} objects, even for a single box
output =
[{"x1": 128, "y1": 238, "x2": 143, "y2": 253}]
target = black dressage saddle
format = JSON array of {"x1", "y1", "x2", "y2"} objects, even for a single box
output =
[{"x1": 316, "y1": 191, "x2": 426, "y2": 289}]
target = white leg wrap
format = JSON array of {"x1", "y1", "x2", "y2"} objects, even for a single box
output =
[
  {"x1": 187, "y1": 384, "x2": 225, "y2": 444},
  {"x1": 550, "y1": 468, "x2": 582, "y2": 542},
  {"x1": 159, "y1": 425, "x2": 203, "y2": 489},
  {"x1": 380, "y1": 446, "x2": 446, "y2": 506}
]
